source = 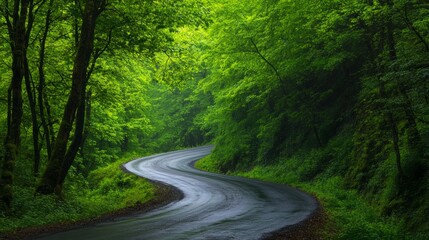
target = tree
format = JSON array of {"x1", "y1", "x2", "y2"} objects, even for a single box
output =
[
  {"x1": 351, "y1": 0, "x2": 429, "y2": 183},
  {"x1": 0, "y1": 0, "x2": 32, "y2": 211},
  {"x1": 36, "y1": 0, "x2": 209, "y2": 195},
  {"x1": 36, "y1": 0, "x2": 107, "y2": 195},
  {"x1": 199, "y1": 0, "x2": 364, "y2": 169}
]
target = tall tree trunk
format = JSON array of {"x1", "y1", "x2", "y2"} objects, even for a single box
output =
[
  {"x1": 24, "y1": 57, "x2": 41, "y2": 176},
  {"x1": 22, "y1": 0, "x2": 40, "y2": 175},
  {"x1": 382, "y1": 17, "x2": 405, "y2": 179},
  {"x1": 363, "y1": 0, "x2": 404, "y2": 179},
  {"x1": 82, "y1": 90, "x2": 92, "y2": 152},
  {"x1": 38, "y1": 0, "x2": 55, "y2": 160},
  {"x1": 0, "y1": 0, "x2": 30, "y2": 211},
  {"x1": 388, "y1": 112, "x2": 403, "y2": 178},
  {"x1": 380, "y1": 83, "x2": 404, "y2": 178},
  {"x1": 22, "y1": 0, "x2": 44, "y2": 177},
  {"x1": 383, "y1": 1, "x2": 424, "y2": 157},
  {"x1": 78, "y1": 90, "x2": 92, "y2": 159},
  {"x1": 37, "y1": 0, "x2": 105, "y2": 195},
  {"x1": 58, "y1": 87, "x2": 87, "y2": 187}
]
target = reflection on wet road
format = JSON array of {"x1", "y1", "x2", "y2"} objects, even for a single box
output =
[{"x1": 39, "y1": 146, "x2": 316, "y2": 240}]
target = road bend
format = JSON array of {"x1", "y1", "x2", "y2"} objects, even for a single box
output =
[{"x1": 39, "y1": 146, "x2": 316, "y2": 240}]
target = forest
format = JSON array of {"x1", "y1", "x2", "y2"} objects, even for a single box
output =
[{"x1": 0, "y1": 0, "x2": 428, "y2": 239}]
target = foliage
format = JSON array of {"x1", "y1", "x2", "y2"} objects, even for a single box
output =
[
  {"x1": 1, "y1": 0, "x2": 429, "y2": 237},
  {"x1": 79, "y1": 158, "x2": 154, "y2": 214},
  {"x1": 199, "y1": 0, "x2": 364, "y2": 174},
  {"x1": 0, "y1": 0, "x2": 210, "y2": 234},
  {"x1": 196, "y1": 0, "x2": 429, "y2": 236},
  {"x1": 0, "y1": 155, "x2": 154, "y2": 234},
  {"x1": 197, "y1": 134, "x2": 427, "y2": 239}
]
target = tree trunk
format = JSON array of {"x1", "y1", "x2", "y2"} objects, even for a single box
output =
[
  {"x1": 388, "y1": 112, "x2": 403, "y2": 178},
  {"x1": 363, "y1": 0, "x2": 404, "y2": 179},
  {"x1": 37, "y1": 0, "x2": 104, "y2": 195},
  {"x1": 383, "y1": 2, "x2": 424, "y2": 157},
  {"x1": 399, "y1": 86, "x2": 424, "y2": 155},
  {"x1": 380, "y1": 83, "x2": 404, "y2": 178},
  {"x1": 38, "y1": 0, "x2": 55, "y2": 160},
  {"x1": 58, "y1": 87, "x2": 87, "y2": 187},
  {"x1": 383, "y1": 25, "x2": 405, "y2": 179},
  {"x1": 24, "y1": 57, "x2": 41, "y2": 176},
  {"x1": 0, "y1": 0, "x2": 30, "y2": 211},
  {"x1": 24, "y1": 0, "x2": 40, "y2": 175},
  {"x1": 79, "y1": 90, "x2": 92, "y2": 158}
]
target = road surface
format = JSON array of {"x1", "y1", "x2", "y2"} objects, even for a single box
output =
[{"x1": 39, "y1": 146, "x2": 316, "y2": 240}]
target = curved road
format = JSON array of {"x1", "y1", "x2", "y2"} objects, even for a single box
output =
[{"x1": 39, "y1": 146, "x2": 317, "y2": 240}]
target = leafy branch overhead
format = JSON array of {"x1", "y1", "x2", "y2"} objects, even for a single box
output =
[{"x1": 0, "y1": 0, "x2": 428, "y2": 237}]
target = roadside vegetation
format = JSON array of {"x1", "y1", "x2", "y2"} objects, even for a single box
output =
[
  {"x1": 0, "y1": 0, "x2": 209, "y2": 235},
  {"x1": 198, "y1": 130, "x2": 429, "y2": 240},
  {"x1": 1, "y1": 0, "x2": 429, "y2": 239},
  {"x1": 195, "y1": 0, "x2": 429, "y2": 238},
  {"x1": 0, "y1": 154, "x2": 154, "y2": 234}
]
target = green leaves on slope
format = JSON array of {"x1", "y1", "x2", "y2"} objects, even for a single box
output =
[{"x1": 200, "y1": 0, "x2": 365, "y2": 168}]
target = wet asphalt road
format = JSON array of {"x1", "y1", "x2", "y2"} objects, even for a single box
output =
[{"x1": 39, "y1": 146, "x2": 316, "y2": 240}]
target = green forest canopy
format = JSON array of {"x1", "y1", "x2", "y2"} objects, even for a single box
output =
[{"x1": 0, "y1": 0, "x2": 428, "y2": 238}]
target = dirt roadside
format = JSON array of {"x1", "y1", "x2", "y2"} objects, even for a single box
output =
[{"x1": 263, "y1": 202, "x2": 329, "y2": 240}]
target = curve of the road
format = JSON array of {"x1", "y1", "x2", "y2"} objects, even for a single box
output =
[{"x1": 39, "y1": 146, "x2": 317, "y2": 240}]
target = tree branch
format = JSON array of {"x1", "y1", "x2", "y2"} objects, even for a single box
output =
[
  {"x1": 87, "y1": 28, "x2": 112, "y2": 81},
  {"x1": 400, "y1": 3, "x2": 429, "y2": 52},
  {"x1": 248, "y1": 38, "x2": 287, "y2": 95}
]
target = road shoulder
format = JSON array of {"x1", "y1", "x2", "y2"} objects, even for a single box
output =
[
  {"x1": 0, "y1": 182, "x2": 183, "y2": 240},
  {"x1": 263, "y1": 202, "x2": 329, "y2": 240}
]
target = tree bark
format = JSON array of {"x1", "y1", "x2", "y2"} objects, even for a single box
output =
[
  {"x1": 37, "y1": 0, "x2": 105, "y2": 195},
  {"x1": 58, "y1": 87, "x2": 87, "y2": 187},
  {"x1": 78, "y1": 90, "x2": 92, "y2": 159},
  {"x1": 24, "y1": 57, "x2": 41, "y2": 176},
  {"x1": 22, "y1": 0, "x2": 40, "y2": 175},
  {"x1": 38, "y1": 0, "x2": 55, "y2": 160},
  {"x1": 0, "y1": 0, "x2": 30, "y2": 211}
]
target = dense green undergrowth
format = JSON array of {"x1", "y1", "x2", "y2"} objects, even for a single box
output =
[
  {"x1": 196, "y1": 139, "x2": 429, "y2": 240},
  {"x1": 0, "y1": 155, "x2": 154, "y2": 235}
]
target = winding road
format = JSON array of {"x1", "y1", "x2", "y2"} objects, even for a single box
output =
[{"x1": 39, "y1": 146, "x2": 317, "y2": 240}]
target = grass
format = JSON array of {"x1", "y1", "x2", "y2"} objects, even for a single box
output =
[
  {"x1": 196, "y1": 152, "x2": 429, "y2": 239},
  {"x1": 0, "y1": 155, "x2": 155, "y2": 235}
]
